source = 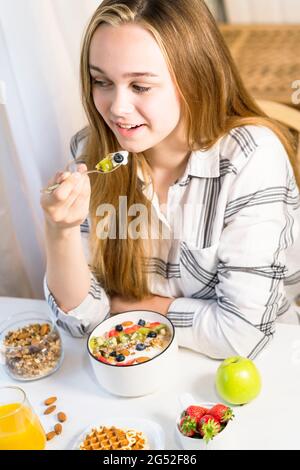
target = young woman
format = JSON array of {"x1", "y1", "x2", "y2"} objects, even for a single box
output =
[{"x1": 41, "y1": 0, "x2": 300, "y2": 359}]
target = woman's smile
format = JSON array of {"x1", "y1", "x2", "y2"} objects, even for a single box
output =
[{"x1": 114, "y1": 122, "x2": 147, "y2": 138}]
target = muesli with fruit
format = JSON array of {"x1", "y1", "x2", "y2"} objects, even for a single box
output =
[{"x1": 89, "y1": 319, "x2": 172, "y2": 366}]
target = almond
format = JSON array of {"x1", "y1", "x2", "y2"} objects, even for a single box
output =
[
  {"x1": 54, "y1": 423, "x2": 62, "y2": 435},
  {"x1": 44, "y1": 396, "x2": 57, "y2": 406},
  {"x1": 40, "y1": 324, "x2": 50, "y2": 336},
  {"x1": 46, "y1": 431, "x2": 56, "y2": 441},
  {"x1": 57, "y1": 412, "x2": 67, "y2": 422},
  {"x1": 18, "y1": 332, "x2": 27, "y2": 340},
  {"x1": 44, "y1": 405, "x2": 56, "y2": 415}
]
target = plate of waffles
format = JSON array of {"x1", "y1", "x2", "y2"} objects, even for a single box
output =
[{"x1": 72, "y1": 417, "x2": 165, "y2": 450}]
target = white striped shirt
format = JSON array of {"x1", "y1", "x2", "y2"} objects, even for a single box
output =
[{"x1": 44, "y1": 125, "x2": 300, "y2": 359}]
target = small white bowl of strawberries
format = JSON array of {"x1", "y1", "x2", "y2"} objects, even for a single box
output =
[{"x1": 176, "y1": 394, "x2": 235, "y2": 450}]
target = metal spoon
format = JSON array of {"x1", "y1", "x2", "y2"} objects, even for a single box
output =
[{"x1": 40, "y1": 151, "x2": 129, "y2": 194}]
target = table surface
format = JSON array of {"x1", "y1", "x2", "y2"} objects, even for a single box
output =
[{"x1": 1, "y1": 296, "x2": 300, "y2": 450}]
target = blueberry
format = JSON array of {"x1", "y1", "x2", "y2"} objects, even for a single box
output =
[
  {"x1": 116, "y1": 354, "x2": 125, "y2": 362},
  {"x1": 115, "y1": 324, "x2": 123, "y2": 332},
  {"x1": 136, "y1": 343, "x2": 146, "y2": 351},
  {"x1": 109, "y1": 351, "x2": 117, "y2": 357},
  {"x1": 147, "y1": 331, "x2": 157, "y2": 338},
  {"x1": 113, "y1": 153, "x2": 124, "y2": 164},
  {"x1": 138, "y1": 319, "x2": 146, "y2": 327}
]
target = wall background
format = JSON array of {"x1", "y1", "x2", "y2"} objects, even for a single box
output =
[{"x1": 224, "y1": 0, "x2": 300, "y2": 23}]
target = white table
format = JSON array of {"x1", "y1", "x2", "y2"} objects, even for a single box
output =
[{"x1": 1, "y1": 296, "x2": 300, "y2": 450}]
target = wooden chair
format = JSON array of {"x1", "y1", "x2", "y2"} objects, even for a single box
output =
[
  {"x1": 256, "y1": 99, "x2": 300, "y2": 187},
  {"x1": 220, "y1": 24, "x2": 300, "y2": 107}
]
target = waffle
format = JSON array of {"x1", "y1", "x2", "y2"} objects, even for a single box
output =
[{"x1": 79, "y1": 426, "x2": 148, "y2": 450}]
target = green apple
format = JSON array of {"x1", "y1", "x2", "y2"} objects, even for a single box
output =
[{"x1": 215, "y1": 356, "x2": 262, "y2": 405}]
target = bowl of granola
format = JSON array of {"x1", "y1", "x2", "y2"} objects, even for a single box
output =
[
  {"x1": 0, "y1": 311, "x2": 63, "y2": 381},
  {"x1": 87, "y1": 310, "x2": 178, "y2": 397}
]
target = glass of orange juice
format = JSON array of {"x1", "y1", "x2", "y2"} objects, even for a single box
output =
[{"x1": 0, "y1": 386, "x2": 46, "y2": 450}]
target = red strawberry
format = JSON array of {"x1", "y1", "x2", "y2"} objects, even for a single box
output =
[
  {"x1": 108, "y1": 329, "x2": 119, "y2": 337},
  {"x1": 179, "y1": 416, "x2": 197, "y2": 437},
  {"x1": 198, "y1": 415, "x2": 221, "y2": 443},
  {"x1": 209, "y1": 404, "x2": 234, "y2": 424},
  {"x1": 96, "y1": 355, "x2": 111, "y2": 364},
  {"x1": 185, "y1": 405, "x2": 208, "y2": 422},
  {"x1": 124, "y1": 325, "x2": 140, "y2": 334}
]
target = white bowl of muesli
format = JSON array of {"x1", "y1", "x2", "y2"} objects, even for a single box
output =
[{"x1": 87, "y1": 310, "x2": 178, "y2": 397}]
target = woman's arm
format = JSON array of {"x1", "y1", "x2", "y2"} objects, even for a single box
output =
[
  {"x1": 41, "y1": 166, "x2": 92, "y2": 311},
  {"x1": 41, "y1": 166, "x2": 110, "y2": 337},
  {"x1": 110, "y1": 294, "x2": 174, "y2": 316},
  {"x1": 45, "y1": 223, "x2": 91, "y2": 312}
]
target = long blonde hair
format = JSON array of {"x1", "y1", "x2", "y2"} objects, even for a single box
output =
[{"x1": 79, "y1": 0, "x2": 297, "y2": 300}]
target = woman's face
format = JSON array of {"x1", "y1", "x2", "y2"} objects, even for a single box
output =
[{"x1": 89, "y1": 23, "x2": 185, "y2": 155}]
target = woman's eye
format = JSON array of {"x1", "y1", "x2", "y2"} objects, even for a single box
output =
[
  {"x1": 133, "y1": 85, "x2": 151, "y2": 94},
  {"x1": 92, "y1": 80, "x2": 109, "y2": 87},
  {"x1": 92, "y1": 79, "x2": 150, "y2": 94}
]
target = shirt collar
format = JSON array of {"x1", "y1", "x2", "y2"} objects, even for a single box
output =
[
  {"x1": 180, "y1": 139, "x2": 221, "y2": 181},
  {"x1": 137, "y1": 137, "x2": 221, "y2": 186}
]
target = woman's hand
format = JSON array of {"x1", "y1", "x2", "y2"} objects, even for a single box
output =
[
  {"x1": 40, "y1": 164, "x2": 91, "y2": 231},
  {"x1": 110, "y1": 294, "x2": 175, "y2": 316}
]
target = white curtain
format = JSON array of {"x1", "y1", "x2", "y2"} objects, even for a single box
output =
[
  {"x1": 0, "y1": 0, "x2": 221, "y2": 301},
  {"x1": 0, "y1": 0, "x2": 101, "y2": 299}
]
